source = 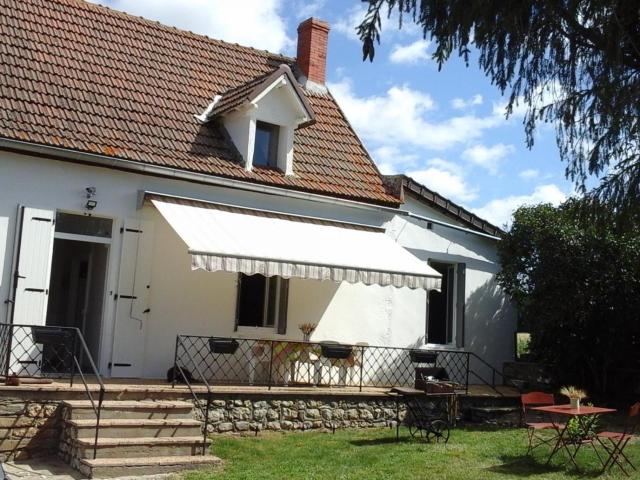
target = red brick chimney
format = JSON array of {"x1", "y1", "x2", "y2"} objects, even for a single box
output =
[{"x1": 296, "y1": 18, "x2": 330, "y2": 85}]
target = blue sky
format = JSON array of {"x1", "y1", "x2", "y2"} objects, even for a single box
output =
[{"x1": 91, "y1": 0, "x2": 572, "y2": 227}]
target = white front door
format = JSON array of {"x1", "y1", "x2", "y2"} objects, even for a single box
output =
[
  {"x1": 11, "y1": 206, "x2": 55, "y2": 375},
  {"x1": 110, "y1": 219, "x2": 154, "y2": 378}
]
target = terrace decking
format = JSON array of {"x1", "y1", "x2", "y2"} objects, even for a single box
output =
[{"x1": 0, "y1": 377, "x2": 520, "y2": 400}]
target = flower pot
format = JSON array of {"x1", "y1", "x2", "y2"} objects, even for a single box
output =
[{"x1": 570, "y1": 398, "x2": 580, "y2": 409}]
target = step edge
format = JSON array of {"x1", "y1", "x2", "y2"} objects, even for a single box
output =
[
  {"x1": 79, "y1": 455, "x2": 221, "y2": 467},
  {"x1": 73, "y1": 436, "x2": 211, "y2": 447},
  {"x1": 66, "y1": 419, "x2": 201, "y2": 428}
]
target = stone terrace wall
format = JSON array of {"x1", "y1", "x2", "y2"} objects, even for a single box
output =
[
  {"x1": 191, "y1": 395, "x2": 407, "y2": 433},
  {"x1": 0, "y1": 396, "x2": 61, "y2": 460},
  {"x1": 0, "y1": 389, "x2": 521, "y2": 459}
]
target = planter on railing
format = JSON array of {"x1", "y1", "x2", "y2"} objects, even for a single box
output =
[
  {"x1": 320, "y1": 343, "x2": 353, "y2": 360},
  {"x1": 31, "y1": 326, "x2": 74, "y2": 346},
  {"x1": 409, "y1": 349, "x2": 437, "y2": 364},
  {"x1": 209, "y1": 338, "x2": 240, "y2": 355}
]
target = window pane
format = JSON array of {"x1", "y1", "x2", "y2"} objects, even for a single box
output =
[
  {"x1": 427, "y1": 262, "x2": 453, "y2": 345},
  {"x1": 237, "y1": 274, "x2": 266, "y2": 327},
  {"x1": 55, "y1": 212, "x2": 112, "y2": 238},
  {"x1": 253, "y1": 122, "x2": 278, "y2": 167}
]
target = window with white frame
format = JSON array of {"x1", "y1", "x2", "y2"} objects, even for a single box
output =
[{"x1": 236, "y1": 274, "x2": 289, "y2": 331}]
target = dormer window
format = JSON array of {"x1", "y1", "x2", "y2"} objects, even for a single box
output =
[
  {"x1": 195, "y1": 64, "x2": 315, "y2": 177},
  {"x1": 253, "y1": 122, "x2": 279, "y2": 168}
]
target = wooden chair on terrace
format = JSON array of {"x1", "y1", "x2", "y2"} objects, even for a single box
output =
[{"x1": 521, "y1": 391, "x2": 565, "y2": 455}]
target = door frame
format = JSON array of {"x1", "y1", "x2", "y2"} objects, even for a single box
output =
[{"x1": 50, "y1": 210, "x2": 115, "y2": 373}]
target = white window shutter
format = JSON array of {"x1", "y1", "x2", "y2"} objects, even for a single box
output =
[
  {"x1": 455, "y1": 263, "x2": 466, "y2": 348},
  {"x1": 111, "y1": 219, "x2": 154, "y2": 378},
  {"x1": 12, "y1": 207, "x2": 55, "y2": 326},
  {"x1": 10, "y1": 207, "x2": 55, "y2": 376}
]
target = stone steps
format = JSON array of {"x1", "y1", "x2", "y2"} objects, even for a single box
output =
[
  {"x1": 79, "y1": 455, "x2": 221, "y2": 478},
  {"x1": 65, "y1": 418, "x2": 203, "y2": 438},
  {"x1": 59, "y1": 399, "x2": 219, "y2": 478},
  {"x1": 72, "y1": 436, "x2": 211, "y2": 459},
  {"x1": 62, "y1": 400, "x2": 194, "y2": 419}
]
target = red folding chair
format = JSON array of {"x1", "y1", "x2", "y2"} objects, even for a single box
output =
[
  {"x1": 597, "y1": 402, "x2": 639, "y2": 476},
  {"x1": 521, "y1": 391, "x2": 565, "y2": 454}
]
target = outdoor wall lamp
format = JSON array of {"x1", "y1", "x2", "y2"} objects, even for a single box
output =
[{"x1": 85, "y1": 186, "x2": 97, "y2": 210}]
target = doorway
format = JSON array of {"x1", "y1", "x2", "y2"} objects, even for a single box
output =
[{"x1": 44, "y1": 212, "x2": 112, "y2": 370}]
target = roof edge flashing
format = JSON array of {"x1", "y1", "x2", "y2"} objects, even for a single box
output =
[{"x1": 194, "y1": 95, "x2": 223, "y2": 123}]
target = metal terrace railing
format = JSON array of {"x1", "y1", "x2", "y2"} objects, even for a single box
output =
[
  {"x1": 0, "y1": 323, "x2": 105, "y2": 459},
  {"x1": 172, "y1": 335, "x2": 509, "y2": 395},
  {"x1": 172, "y1": 335, "x2": 212, "y2": 455}
]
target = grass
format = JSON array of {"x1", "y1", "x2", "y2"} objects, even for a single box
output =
[{"x1": 182, "y1": 426, "x2": 640, "y2": 480}]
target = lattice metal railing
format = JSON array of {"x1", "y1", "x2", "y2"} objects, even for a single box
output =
[
  {"x1": 173, "y1": 335, "x2": 488, "y2": 393},
  {"x1": 0, "y1": 323, "x2": 105, "y2": 458}
]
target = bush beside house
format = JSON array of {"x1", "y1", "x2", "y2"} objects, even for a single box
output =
[{"x1": 497, "y1": 200, "x2": 640, "y2": 396}]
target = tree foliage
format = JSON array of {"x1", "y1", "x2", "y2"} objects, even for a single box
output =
[
  {"x1": 358, "y1": 1, "x2": 640, "y2": 218},
  {"x1": 496, "y1": 200, "x2": 640, "y2": 395}
]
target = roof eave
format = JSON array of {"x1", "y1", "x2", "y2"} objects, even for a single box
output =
[{"x1": 386, "y1": 174, "x2": 505, "y2": 237}]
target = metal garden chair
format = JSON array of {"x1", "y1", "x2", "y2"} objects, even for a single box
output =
[
  {"x1": 521, "y1": 391, "x2": 565, "y2": 455},
  {"x1": 596, "y1": 401, "x2": 639, "y2": 476}
]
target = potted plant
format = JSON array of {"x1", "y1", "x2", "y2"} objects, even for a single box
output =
[
  {"x1": 298, "y1": 323, "x2": 317, "y2": 342},
  {"x1": 560, "y1": 385, "x2": 587, "y2": 409}
]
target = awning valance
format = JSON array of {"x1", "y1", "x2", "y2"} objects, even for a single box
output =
[{"x1": 150, "y1": 195, "x2": 442, "y2": 290}]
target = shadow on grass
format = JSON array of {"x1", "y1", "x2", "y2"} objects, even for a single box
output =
[
  {"x1": 455, "y1": 423, "x2": 521, "y2": 433},
  {"x1": 487, "y1": 454, "x2": 603, "y2": 478},
  {"x1": 349, "y1": 436, "x2": 419, "y2": 447}
]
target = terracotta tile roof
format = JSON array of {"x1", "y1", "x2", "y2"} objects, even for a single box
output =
[
  {"x1": 0, "y1": 0, "x2": 399, "y2": 206},
  {"x1": 384, "y1": 175, "x2": 504, "y2": 237}
]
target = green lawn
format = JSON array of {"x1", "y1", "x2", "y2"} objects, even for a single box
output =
[{"x1": 182, "y1": 426, "x2": 640, "y2": 480}]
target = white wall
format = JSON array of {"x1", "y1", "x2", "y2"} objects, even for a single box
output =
[
  {"x1": 0, "y1": 151, "x2": 515, "y2": 380},
  {"x1": 388, "y1": 194, "x2": 517, "y2": 379},
  {"x1": 0, "y1": 152, "x2": 415, "y2": 377}
]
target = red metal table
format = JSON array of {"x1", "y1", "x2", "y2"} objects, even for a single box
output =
[{"x1": 532, "y1": 404, "x2": 617, "y2": 470}]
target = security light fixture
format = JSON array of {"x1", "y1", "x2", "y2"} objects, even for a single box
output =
[{"x1": 85, "y1": 199, "x2": 97, "y2": 210}]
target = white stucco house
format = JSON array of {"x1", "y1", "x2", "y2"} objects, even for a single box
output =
[{"x1": 0, "y1": 0, "x2": 515, "y2": 385}]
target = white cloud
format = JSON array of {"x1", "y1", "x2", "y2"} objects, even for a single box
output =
[
  {"x1": 333, "y1": 4, "x2": 369, "y2": 41},
  {"x1": 407, "y1": 163, "x2": 478, "y2": 203},
  {"x1": 492, "y1": 81, "x2": 565, "y2": 120},
  {"x1": 389, "y1": 39, "x2": 430, "y2": 64},
  {"x1": 294, "y1": 0, "x2": 326, "y2": 19},
  {"x1": 451, "y1": 94, "x2": 483, "y2": 110},
  {"x1": 519, "y1": 169, "x2": 540, "y2": 180},
  {"x1": 371, "y1": 146, "x2": 419, "y2": 174},
  {"x1": 462, "y1": 143, "x2": 515, "y2": 175},
  {"x1": 88, "y1": 0, "x2": 293, "y2": 53},
  {"x1": 473, "y1": 184, "x2": 567, "y2": 227},
  {"x1": 329, "y1": 79, "x2": 504, "y2": 151}
]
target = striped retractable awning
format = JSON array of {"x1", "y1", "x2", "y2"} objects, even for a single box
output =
[{"x1": 150, "y1": 195, "x2": 441, "y2": 290}]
